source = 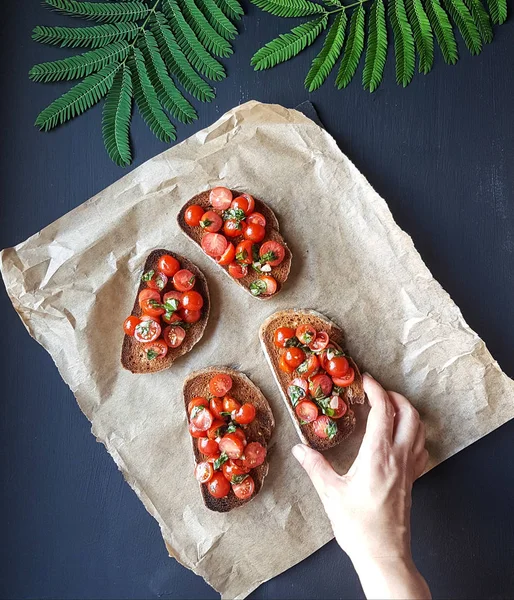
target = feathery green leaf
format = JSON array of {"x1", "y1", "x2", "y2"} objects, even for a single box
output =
[
  {"x1": 464, "y1": 0, "x2": 492, "y2": 42},
  {"x1": 406, "y1": 0, "x2": 433, "y2": 73},
  {"x1": 196, "y1": 0, "x2": 239, "y2": 39},
  {"x1": 251, "y1": 15, "x2": 328, "y2": 70},
  {"x1": 102, "y1": 64, "x2": 132, "y2": 166},
  {"x1": 442, "y1": 0, "x2": 482, "y2": 54},
  {"x1": 425, "y1": 0, "x2": 458, "y2": 63},
  {"x1": 335, "y1": 3, "x2": 365, "y2": 89},
  {"x1": 176, "y1": 0, "x2": 233, "y2": 56},
  {"x1": 362, "y1": 0, "x2": 388, "y2": 91},
  {"x1": 305, "y1": 12, "x2": 346, "y2": 92},
  {"x1": 45, "y1": 0, "x2": 149, "y2": 23},
  {"x1": 32, "y1": 23, "x2": 139, "y2": 48},
  {"x1": 250, "y1": 0, "x2": 325, "y2": 18},
  {"x1": 213, "y1": 0, "x2": 244, "y2": 21},
  {"x1": 486, "y1": 0, "x2": 507, "y2": 24},
  {"x1": 322, "y1": 0, "x2": 343, "y2": 6},
  {"x1": 389, "y1": 0, "x2": 415, "y2": 86}
]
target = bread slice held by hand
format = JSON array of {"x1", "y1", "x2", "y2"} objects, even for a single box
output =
[
  {"x1": 260, "y1": 309, "x2": 366, "y2": 452},
  {"x1": 184, "y1": 367, "x2": 275, "y2": 512},
  {"x1": 121, "y1": 249, "x2": 210, "y2": 374}
]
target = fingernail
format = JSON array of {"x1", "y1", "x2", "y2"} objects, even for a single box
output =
[{"x1": 292, "y1": 444, "x2": 306, "y2": 463}]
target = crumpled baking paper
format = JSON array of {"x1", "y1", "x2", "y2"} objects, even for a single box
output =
[{"x1": 2, "y1": 101, "x2": 514, "y2": 599}]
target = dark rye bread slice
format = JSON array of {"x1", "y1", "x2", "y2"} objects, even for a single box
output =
[
  {"x1": 260, "y1": 309, "x2": 366, "y2": 452},
  {"x1": 183, "y1": 367, "x2": 275, "y2": 512},
  {"x1": 177, "y1": 190, "x2": 292, "y2": 299},
  {"x1": 121, "y1": 249, "x2": 210, "y2": 374}
]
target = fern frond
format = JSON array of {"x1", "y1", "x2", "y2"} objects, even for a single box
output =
[
  {"x1": 213, "y1": 0, "x2": 244, "y2": 21},
  {"x1": 389, "y1": 0, "x2": 415, "y2": 86},
  {"x1": 196, "y1": 0, "x2": 238, "y2": 40},
  {"x1": 45, "y1": 0, "x2": 149, "y2": 23},
  {"x1": 335, "y1": 3, "x2": 365, "y2": 89},
  {"x1": 425, "y1": 0, "x2": 458, "y2": 64},
  {"x1": 35, "y1": 63, "x2": 119, "y2": 131},
  {"x1": 162, "y1": 0, "x2": 226, "y2": 81},
  {"x1": 32, "y1": 23, "x2": 139, "y2": 49},
  {"x1": 486, "y1": 0, "x2": 507, "y2": 24},
  {"x1": 140, "y1": 30, "x2": 198, "y2": 123},
  {"x1": 322, "y1": 0, "x2": 343, "y2": 6},
  {"x1": 305, "y1": 12, "x2": 346, "y2": 92},
  {"x1": 464, "y1": 0, "x2": 492, "y2": 42},
  {"x1": 251, "y1": 15, "x2": 328, "y2": 70},
  {"x1": 29, "y1": 41, "x2": 130, "y2": 82},
  {"x1": 151, "y1": 12, "x2": 215, "y2": 101},
  {"x1": 102, "y1": 64, "x2": 132, "y2": 166},
  {"x1": 442, "y1": 0, "x2": 482, "y2": 54},
  {"x1": 249, "y1": 0, "x2": 325, "y2": 18},
  {"x1": 362, "y1": 0, "x2": 387, "y2": 92},
  {"x1": 406, "y1": 0, "x2": 433, "y2": 73},
  {"x1": 176, "y1": 0, "x2": 233, "y2": 57}
]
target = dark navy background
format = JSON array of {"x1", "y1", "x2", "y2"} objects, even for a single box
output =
[{"x1": 1, "y1": 1, "x2": 514, "y2": 598}]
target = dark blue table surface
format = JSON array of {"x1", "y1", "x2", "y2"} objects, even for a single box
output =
[{"x1": 1, "y1": 1, "x2": 514, "y2": 598}]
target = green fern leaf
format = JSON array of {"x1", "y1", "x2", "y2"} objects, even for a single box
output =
[
  {"x1": 250, "y1": 0, "x2": 325, "y2": 18},
  {"x1": 335, "y1": 3, "x2": 365, "y2": 89},
  {"x1": 486, "y1": 0, "x2": 507, "y2": 24},
  {"x1": 196, "y1": 0, "x2": 238, "y2": 40},
  {"x1": 406, "y1": 0, "x2": 433, "y2": 73},
  {"x1": 140, "y1": 30, "x2": 198, "y2": 124},
  {"x1": 162, "y1": 0, "x2": 226, "y2": 81},
  {"x1": 176, "y1": 0, "x2": 233, "y2": 57},
  {"x1": 442, "y1": 0, "x2": 482, "y2": 54},
  {"x1": 45, "y1": 0, "x2": 149, "y2": 23},
  {"x1": 35, "y1": 63, "x2": 120, "y2": 131},
  {"x1": 389, "y1": 0, "x2": 415, "y2": 86},
  {"x1": 464, "y1": 0, "x2": 492, "y2": 42},
  {"x1": 29, "y1": 41, "x2": 130, "y2": 82},
  {"x1": 362, "y1": 0, "x2": 388, "y2": 92},
  {"x1": 251, "y1": 15, "x2": 328, "y2": 70},
  {"x1": 130, "y1": 47, "x2": 176, "y2": 142},
  {"x1": 322, "y1": 0, "x2": 342, "y2": 6},
  {"x1": 102, "y1": 64, "x2": 132, "y2": 166},
  {"x1": 213, "y1": 0, "x2": 244, "y2": 21},
  {"x1": 151, "y1": 12, "x2": 215, "y2": 101},
  {"x1": 425, "y1": 0, "x2": 458, "y2": 64},
  {"x1": 32, "y1": 23, "x2": 140, "y2": 49},
  {"x1": 305, "y1": 12, "x2": 346, "y2": 92}
]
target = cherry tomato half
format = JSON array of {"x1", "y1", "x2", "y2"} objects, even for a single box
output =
[
  {"x1": 309, "y1": 373, "x2": 333, "y2": 398},
  {"x1": 235, "y1": 240, "x2": 254, "y2": 265},
  {"x1": 158, "y1": 254, "x2": 180, "y2": 277},
  {"x1": 201, "y1": 232, "x2": 228, "y2": 258},
  {"x1": 210, "y1": 397, "x2": 225, "y2": 420},
  {"x1": 273, "y1": 327, "x2": 296, "y2": 348},
  {"x1": 198, "y1": 437, "x2": 219, "y2": 457},
  {"x1": 224, "y1": 219, "x2": 243, "y2": 238},
  {"x1": 222, "y1": 460, "x2": 250, "y2": 482},
  {"x1": 184, "y1": 204, "x2": 204, "y2": 227},
  {"x1": 296, "y1": 353, "x2": 320, "y2": 378},
  {"x1": 295, "y1": 400, "x2": 319, "y2": 423},
  {"x1": 143, "y1": 270, "x2": 168, "y2": 291},
  {"x1": 327, "y1": 396, "x2": 348, "y2": 419},
  {"x1": 173, "y1": 269, "x2": 196, "y2": 292},
  {"x1": 284, "y1": 347, "x2": 305, "y2": 368},
  {"x1": 231, "y1": 428, "x2": 247, "y2": 446},
  {"x1": 163, "y1": 290, "x2": 183, "y2": 309},
  {"x1": 191, "y1": 406, "x2": 214, "y2": 431},
  {"x1": 210, "y1": 187, "x2": 233, "y2": 211},
  {"x1": 207, "y1": 472, "x2": 231, "y2": 498},
  {"x1": 162, "y1": 312, "x2": 182, "y2": 325},
  {"x1": 219, "y1": 433, "x2": 245, "y2": 459},
  {"x1": 312, "y1": 415, "x2": 337, "y2": 440},
  {"x1": 223, "y1": 396, "x2": 241, "y2": 414},
  {"x1": 123, "y1": 315, "x2": 141, "y2": 336},
  {"x1": 319, "y1": 344, "x2": 338, "y2": 371},
  {"x1": 195, "y1": 461, "x2": 214, "y2": 483},
  {"x1": 182, "y1": 290, "x2": 203, "y2": 311},
  {"x1": 242, "y1": 442, "x2": 267, "y2": 469},
  {"x1": 228, "y1": 262, "x2": 248, "y2": 279},
  {"x1": 209, "y1": 373, "x2": 233, "y2": 397},
  {"x1": 163, "y1": 325, "x2": 186, "y2": 348},
  {"x1": 296, "y1": 324, "x2": 317, "y2": 346},
  {"x1": 259, "y1": 275, "x2": 277, "y2": 295},
  {"x1": 200, "y1": 210, "x2": 223, "y2": 233},
  {"x1": 216, "y1": 242, "x2": 235, "y2": 266},
  {"x1": 309, "y1": 331, "x2": 330, "y2": 352},
  {"x1": 207, "y1": 419, "x2": 226, "y2": 440},
  {"x1": 189, "y1": 421, "x2": 205, "y2": 438},
  {"x1": 188, "y1": 397, "x2": 208, "y2": 414},
  {"x1": 138, "y1": 289, "x2": 162, "y2": 317},
  {"x1": 143, "y1": 339, "x2": 168, "y2": 360},
  {"x1": 246, "y1": 212, "x2": 266, "y2": 228},
  {"x1": 241, "y1": 193, "x2": 255, "y2": 214},
  {"x1": 234, "y1": 403, "x2": 256, "y2": 425},
  {"x1": 288, "y1": 377, "x2": 309, "y2": 398},
  {"x1": 259, "y1": 241, "x2": 285, "y2": 267},
  {"x1": 134, "y1": 319, "x2": 161, "y2": 343},
  {"x1": 231, "y1": 196, "x2": 250, "y2": 214},
  {"x1": 244, "y1": 223, "x2": 265, "y2": 243},
  {"x1": 279, "y1": 354, "x2": 295, "y2": 374},
  {"x1": 326, "y1": 356, "x2": 349, "y2": 378},
  {"x1": 180, "y1": 309, "x2": 201, "y2": 323},
  {"x1": 332, "y1": 368, "x2": 355, "y2": 388},
  {"x1": 232, "y1": 476, "x2": 255, "y2": 500}
]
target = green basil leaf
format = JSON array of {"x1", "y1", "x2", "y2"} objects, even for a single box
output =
[
  {"x1": 223, "y1": 208, "x2": 246, "y2": 222},
  {"x1": 326, "y1": 418, "x2": 338, "y2": 440},
  {"x1": 213, "y1": 452, "x2": 229, "y2": 470},
  {"x1": 190, "y1": 405, "x2": 205, "y2": 419},
  {"x1": 141, "y1": 269, "x2": 154, "y2": 282},
  {"x1": 288, "y1": 384, "x2": 305, "y2": 407},
  {"x1": 250, "y1": 280, "x2": 267, "y2": 296},
  {"x1": 226, "y1": 422, "x2": 237, "y2": 433},
  {"x1": 231, "y1": 474, "x2": 248, "y2": 484},
  {"x1": 200, "y1": 219, "x2": 213, "y2": 228},
  {"x1": 146, "y1": 349, "x2": 159, "y2": 360},
  {"x1": 259, "y1": 250, "x2": 277, "y2": 264}
]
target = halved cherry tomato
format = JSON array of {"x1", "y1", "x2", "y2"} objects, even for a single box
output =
[
  {"x1": 246, "y1": 212, "x2": 266, "y2": 228},
  {"x1": 224, "y1": 219, "x2": 243, "y2": 238},
  {"x1": 259, "y1": 275, "x2": 277, "y2": 295},
  {"x1": 188, "y1": 397, "x2": 208, "y2": 414},
  {"x1": 216, "y1": 242, "x2": 236, "y2": 265},
  {"x1": 309, "y1": 373, "x2": 333, "y2": 398},
  {"x1": 244, "y1": 223, "x2": 265, "y2": 243},
  {"x1": 158, "y1": 255, "x2": 180, "y2": 277},
  {"x1": 231, "y1": 196, "x2": 250, "y2": 214},
  {"x1": 195, "y1": 461, "x2": 214, "y2": 483},
  {"x1": 134, "y1": 319, "x2": 161, "y2": 343},
  {"x1": 200, "y1": 210, "x2": 222, "y2": 233},
  {"x1": 279, "y1": 354, "x2": 295, "y2": 373},
  {"x1": 143, "y1": 270, "x2": 168, "y2": 291},
  {"x1": 138, "y1": 289, "x2": 163, "y2": 317},
  {"x1": 319, "y1": 344, "x2": 338, "y2": 371},
  {"x1": 219, "y1": 433, "x2": 245, "y2": 459},
  {"x1": 296, "y1": 324, "x2": 317, "y2": 346},
  {"x1": 207, "y1": 419, "x2": 226, "y2": 440},
  {"x1": 206, "y1": 453, "x2": 221, "y2": 463},
  {"x1": 201, "y1": 232, "x2": 229, "y2": 258},
  {"x1": 284, "y1": 347, "x2": 305, "y2": 368},
  {"x1": 163, "y1": 325, "x2": 186, "y2": 348},
  {"x1": 189, "y1": 421, "x2": 205, "y2": 438},
  {"x1": 163, "y1": 290, "x2": 183, "y2": 309},
  {"x1": 191, "y1": 406, "x2": 214, "y2": 431},
  {"x1": 210, "y1": 397, "x2": 224, "y2": 420},
  {"x1": 296, "y1": 353, "x2": 320, "y2": 378},
  {"x1": 173, "y1": 269, "x2": 196, "y2": 292},
  {"x1": 210, "y1": 187, "x2": 232, "y2": 210},
  {"x1": 273, "y1": 327, "x2": 296, "y2": 348},
  {"x1": 312, "y1": 415, "x2": 337, "y2": 440},
  {"x1": 123, "y1": 315, "x2": 141, "y2": 336},
  {"x1": 327, "y1": 396, "x2": 348, "y2": 419},
  {"x1": 295, "y1": 400, "x2": 319, "y2": 423},
  {"x1": 332, "y1": 368, "x2": 355, "y2": 388},
  {"x1": 162, "y1": 312, "x2": 182, "y2": 325},
  {"x1": 184, "y1": 204, "x2": 204, "y2": 227},
  {"x1": 228, "y1": 262, "x2": 248, "y2": 279},
  {"x1": 231, "y1": 428, "x2": 247, "y2": 446},
  {"x1": 140, "y1": 314, "x2": 160, "y2": 324},
  {"x1": 242, "y1": 442, "x2": 266, "y2": 469},
  {"x1": 259, "y1": 241, "x2": 285, "y2": 266},
  {"x1": 209, "y1": 373, "x2": 233, "y2": 397},
  {"x1": 143, "y1": 339, "x2": 168, "y2": 360},
  {"x1": 235, "y1": 240, "x2": 254, "y2": 265},
  {"x1": 309, "y1": 331, "x2": 329, "y2": 352},
  {"x1": 242, "y1": 193, "x2": 255, "y2": 214},
  {"x1": 326, "y1": 356, "x2": 349, "y2": 378},
  {"x1": 180, "y1": 309, "x2": 201, "y2": 323},
  {"x1": 222, "y1": 460, "x2": 250, "y2": 481},
  {"x1": 198, "y1": 437, "x2": 220, "y2": 457},
  {"x1": 229, "y1": 458, "x2": 251, "y2": 474},
  {"x1": 223, "y1": 396, "x2": 241, "y2": 414},
  {"x1": 234, "y1": 404, "x2": 256, "y2": 425},
  {"x1": 182, "y1": 290, "x2": 203, "y2": 311},
  {"x1": 232, "y1": 476, "x2": 255, "y2": 500},
  {"x1": 207, "y1": 472, "x2": 231, "y2": 498},
  {"x1": 288, "y1": 377, "x2": 309, "y2": 398}
]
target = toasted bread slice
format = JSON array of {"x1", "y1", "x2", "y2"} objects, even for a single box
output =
[
  {"x1": 177, "y1": 190, "x2": 292, "y2": 299},
  {"x1": 260, "y1": 309, "x2": 365, "y2": 451},
  {"x1": 183, "y1": 367, "x2": 275, "y2": 512},
  {"x1": 121, "y1": 250, "x2": 210, "y2": 374}
]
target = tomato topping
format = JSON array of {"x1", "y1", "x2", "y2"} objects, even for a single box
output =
[
  {"x1": 207, "y1": 472, "x2": 231, "y2": 498},
  {"x1": 201, "y1": 231, "x2": 228, "y2": 257},
  {"x1": 162, "y1": 312, "x2": 181, "y2": 325},
  {"x1": 195, "y1": 461, "x2": 214, "y2": 483},
  {"x1": 209, "y1": 373, "x2": 233, "y2": 397},
  {"x1": 200, "y1": 210, "x2": 223, "y2": 233},
  {"x1": 191, "y1": 406, "x2": 214, "y2": 431},
  {"x1": 242, "y1": 193, "x2": 255, "y2": 214},
  {"x1": 163, "y1": 290, "x2": 183, "y2": 309},
  {"x1": 231, "y1": 428, "x2": 247, "y2": 446},
  {"x1": 231, "y1": 196, "x2": 250, "y2": 214},
  {"x1": 163, "y1": 325, "x2": 186, "y2": 348},
  {"x1": 189, "y1": 421, "x2": 205, "y2": 438},
  {"x1": 309, "y1": 373, "x2": 333, "y2": 398},
  {"x1": 184, "y1": 204, "x2": 205, "y2": 227},
  {"x1": 279, "y1": 354, "x2": 295, "y2": 373},
  {"x1": 157, "y1": 255, "x2": 180, "y2": 277},
  {"x1": 173, "y1": 269, "x2": 196, "y2": 292},
  {"x1": 223, "y1": 219, "x2": 243, "y2": 238},
  {"x1": 222, "y1": 460, "x2": 250, "y2": 482},
  {"x1": 210, "y1": 397, "x2": 224, "y2": 420},
  {"x1": 143, "y1": 339, "x2": 168, "y2": 360},
  {"x1": 284, "y1": 347, "x2": 305, "y2": 368},
  {"x1": 138, "y1": 289, "x2": 163, "y2": 317},
  {"x1": 228, "y1": 262, "x2": 248, "y2": 279},
  {"x1": 134, "y1": 319, "x2": 161, "y2": 343},
  {"x1": 309, "y1": 331, "x2": 329, "y2": 352},
  {"x1": 244, "y1": 223, "x2": 265, "y2": 243},
  {"x1": 326, "y1": 356, "x2": 350, "y2": 378},
  {"x1": 296, "y1": 353, "x2": 320, "y2": 378},
  {"x1": 123, "y1": 315, "x2": 141, "y2": 336},
  {"x1": 273, "y1": 327, "x2": 296, "y2": 348},
  {"x1": 142, "y1": 269, "x2": 168, "y2": 291},
  {"x1": 210, "y1": 187, "x2": 233, "y2": 210},
  {"x1": 207, "y1": 419, "x2": 226, "y2": 440},
  {"x1": 296, "y1": 324, "x2": 317, "y2": 346},
  {"x1": 223, "y1": 396, "x2": 241, "y2": 414},
  {"x1": 332, "y1": 368, "x2": 355, "y2": 388},
  {"x1": 232, "y1": 476, "x2": 255, "y2": 500},
  {"x1": 235, "y1": 240, "x2": 254, "y2": 265},
  {"x1": 219, "y1": 433, "x2": 245, "y2": 459},
  {"x1": 288, "y1": 377, "x2": 309, "y2": 399},
  {"x1": 259, "y1": 241, "x2": 285, "y2": 267},
  {"x1": 259, "y1": 275, "x2": 277, "y2": 296},
  {"x1": 319, "y1": 344, "x2": 338, "y2": 371},
  {"x1": 327, "y1": 396, "x2": 348, "y2": 419},
  {"x1": 234, "y1": 403, "x2": 256, "y2": 425},
  {"x1": 181, "y1": 290, "x2": 203, "y2": 311},
  {"x1": 180, "y1": 309, "x2": 201, "y2": 323},
  {"x1": 295, "y1": 400, "x2": 319, "y2": 423},
  {"x1": 312, "y1": 415, "x2": 337, "y2": 440},
  {"x1": 188, "y1": 397, "x2": 208, "y2": 414},
  {"x1": 246, "y1": 212, "x2": 266, "y2": 228},
  {"x1": 216, "y1": 242, "x2": 236, "y2": 265},
  {"x1": 242, "y1": 442, "x2": 266, "y2": 469}
]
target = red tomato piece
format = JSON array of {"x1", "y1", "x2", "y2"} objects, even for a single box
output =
[
  {"x1": 134, "y1": 319, "x2": 161, "y2": 343},
  {"x1": 173, "y1": 269, "x2": 196, "y2": 292},
  {"x1": 209, "y1": 373, "x2": 233, "y2": 397},
  {"x1": 326, "y1": 356, "x2": 350, "y2": 378},
  {"x1": 222, "y1": 396, "x2": 241, "y2": 414},
  {"x1": 143, "y1": 339, "x2": 168, "y2": 360},
  {"x1": 189, "y1": 421, "x2": 205, "y2": 438},
  {"x1": 234, "y1": 404, "x2": 256, "y2": 425},
  {"x1": 232, "y1": 476, "x2": 255, "y2": 500},
  {"x1": 195, "y1": 461, "x2": 214, "y2": 483},
  {"x1": 231, "y1": 428, "x2": 247, "y2": 446},
  {"x1": 327, "y1": 396, "x2": 348, "y2": 419},
  {"x1": 210, "y1": 397, "x2": 225, "y2": 420},
  {"x1": 201, "y1": 232, "x2": 228, "y2": 258},
  {"x1": 182, "y1": 290, "x2": 203, "y2": 311},
  {"x1": 309, "y1": 331, "x2": 330, "y2": 352},
  {"x1": 244, "y1": 223, "x2": 265, "y2": 243},
  {"x1": 246, "y1": 212, "x2": 266, "y2": 228},
  {"x1": 231, "y1": 196, "x2": 250, "y2": 214},
  {"x1": 228, "y1": 262, "x2": 248, "y2": 279},
  {"x1": 200, "y1": 210, "x2": 223, "y2": 233},
  {"x1": 241, "y1": 193, "x2": 255, "y2": 214},
  {"x1": 288, "y1": 377, "x2": 309, "y2": 398},
  {"x1": 312, "y1": 415, "x2": 337, "y2": 440},
  {"x1": 207, "y1": 472, "x2": 231, "y2": 498},
  {"x1": 295, "y1": 400, "x2": 319, "y2": 423},
  {"x1": 123, "y1": 315, "x2": 141, "y2": 336},
  {"x1": 223, "y1": 219, "x2": 243, "y2": 238},
  {"x1": 184, "y1": 204, "x2": 205, "y2": 227},
  {"x1": 162, "y1": 312, "x2": 182, "y2": 325},
  {"x1": 191, "y1": 406, "x2": 214, "y2": 431},
  {"x1": 158, "y1": 255, "x2": 180, "y2": 277},
  {"x1": 259, "y1": 275, "x2": 277, "y2": 296},
  {"x1": 259, "y1": 241, "x2": 285, "y2": 267},
  {"x1": 332, "y1": 368, "x2": 355, "y2": 388},
  {"x1": 163, "y1": 290, "x2": 183, "y2": 309},
  {"x1": 296, "y1": 353, "x2": 320, "y2": 378},
  {"x1": 143, "y1": 270, "x2": 168, "y2": 291},
  {"x1": 163, "y1": 325, "x2": 186, "y2": 348},
  {"x1": 296, "y1": 324, "x2": 317, "y2": 346},
  {"x1": 284, "y1": 347, "x2": 305, "y2": 368},
  {"x1": 235, "y1": 240, "x2": 254, "y2": 265},
  {"x1": 138, "y1": 289, "x2": 163, "y2": 317},
  {"x1": 207, "y1": 420, "x2": 226, "y2": 440},
  {"x1": 279, "y1": 354, "x2": 295, "y2": 374},
  {"x1": 319, "y1": 344, "x2": 338, "y2": 371},
  {"x1": 273, "y1": 327, "x2": 296, "y2": 348},
  {"x1": 309, "y1": 373, "x2": 333, "y2": 398},
  {"x1": 216, "y1": 242, "x2": 236, "y2": 266},
  {"x1": 180, "y1": 309, "x2": 201, "y2": 323},
  {"x1": 188, "y1": 397, "x2": 208, "y2": 414},
  {"x1": 222, "y1": 460, "x2": 250, "y2": 482},
  {"x1": 242, "y1": 442, "x2": 266, "y2": 469},
  {"x1": 219, "y1": 433, "x2": 245, "y2": 459},
  {"x1": 210, "y1": 187, "x2": 233, "y2": 210}
]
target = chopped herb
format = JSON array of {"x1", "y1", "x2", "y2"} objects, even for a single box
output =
[
  {"x1": 315, "y1": 396, "x2": 336, "y2": 417},
  {"x1": 252, "y1": 245, "x2": 260, "y2": 262},
  {"x1": 200, "y1": 219, "x2": 213, "y2": 228},
  {"x1": 326, "y1": 418, "x2": 338, "y2": 440},
  {"x1": 288, "y1": 384, "x2": 305, "y2": 407},
  {"x1": 173, "y1": 321, "x2": 191, "y2": 330},
  {"x1": 141, "y1": 269, "x2": 155, "y2": 282},
  {"x1": 231, "y1": 474, "x2": 248, "y2": 484},
  {"x1": 236, "y1": 249, "x2": 248, "y2": 262},
  {"x1": 252, "y1": 262, "x2": 263, "y2": 273},
  {"x1": 226, "y1": 422, "x2": 237, "y2": 433},
  {"x1": 148, "y1": 299, "x2": 162, "y2": 308},
  {"x1": 296, "y1": 360, "x2": 309, "y2": 375},
  {"x1": 146, "y1": 349, "x2": 159, "y2": 360},
  {"x1": 250, "y1": 279, "x2": 267, "y2": 296},
  {"x1": 285, "y1": 337, "x2": 301, "y2": 348},
  {"x1": 223, "y1": 208, "x2": 246, "y2": 222},
  {"x1": 163, "y1": 298, "x2": 179, "y2": 312},
  {"x1": 136, "y1": 321, "x2": 151, "y2": 335},
  {"x1": 259, "y1": 250, "x2": 277, "y2": 264},
  {"x1": 213, "y1": 452, "x2": 229, "y2": 470},
  {"x1": 190, "y1": 405, "x2": 205, "y2": 419},
  {"x1": 303, "y1": 331, "x2": 314, "y2": 344},
  {"x1": 189, "y1": 275, "x2": 196, "y2": 285},
  {"x1": 220, "y1": 411, "x2": 232, "y2": 417},
  {"x1": 332, "y1": 385, "x2": 344, "y2": 396}
]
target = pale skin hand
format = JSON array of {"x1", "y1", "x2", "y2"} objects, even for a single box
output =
[{"x1": 292, "y1": 373, "x2": 431, "y2": 600}]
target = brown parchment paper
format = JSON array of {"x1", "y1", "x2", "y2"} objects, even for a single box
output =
[{"x1": 2, "y1": 101, "x2": 514, "y2": 599}]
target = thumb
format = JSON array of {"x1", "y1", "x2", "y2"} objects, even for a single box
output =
[{"x1": 292, "y1": 444, "x2": 339, "y2": 495}]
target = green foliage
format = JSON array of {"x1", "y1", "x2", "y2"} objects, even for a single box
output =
[
  {"x1": 250, "y1": 0, "x2": 325, "y2": 18},
  {"x1": 389, "y1": 0, "x2": 415, "y2": 86},
  {"x1": 213, "y1": 0, "x2": 244, "y2": 21},
  {"x1": 362, "y1": 0, "x2": 387, "y2": 91},
  {"x1": 425, "y1": 0, "x2": 458, "y2": 64},
  {"x1": 442, "y1": 0, "x2": 482, "y2": 54},
  {"x1": 32, "y1": 23, "x2": 140, "y2": 48},
  {"x1": 465, "y1": 0, "x2": 493, "y2": 42},
  {"x1": 176, "y1": 0, "x2": 233, "y2": 56},
  {"x1": 406, "y1": 0, "x2": 433, "y2": 73},
  {"x1": 46, "y1": 0, "x2": 149, "y2": 23},
  {"x1": 486, "y1": 0, "x2": 507, "y2": 24},
  {"x1": 335, "y1": 3, "x2": 365, "y2": 88},
  {"x1": 102, "y1": 64, "x2": 133, "y2": 166}
]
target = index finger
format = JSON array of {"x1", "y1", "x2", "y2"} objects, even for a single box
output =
[{"x1": 362, "y1": 373, "x2": 395, "y2": 446}]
